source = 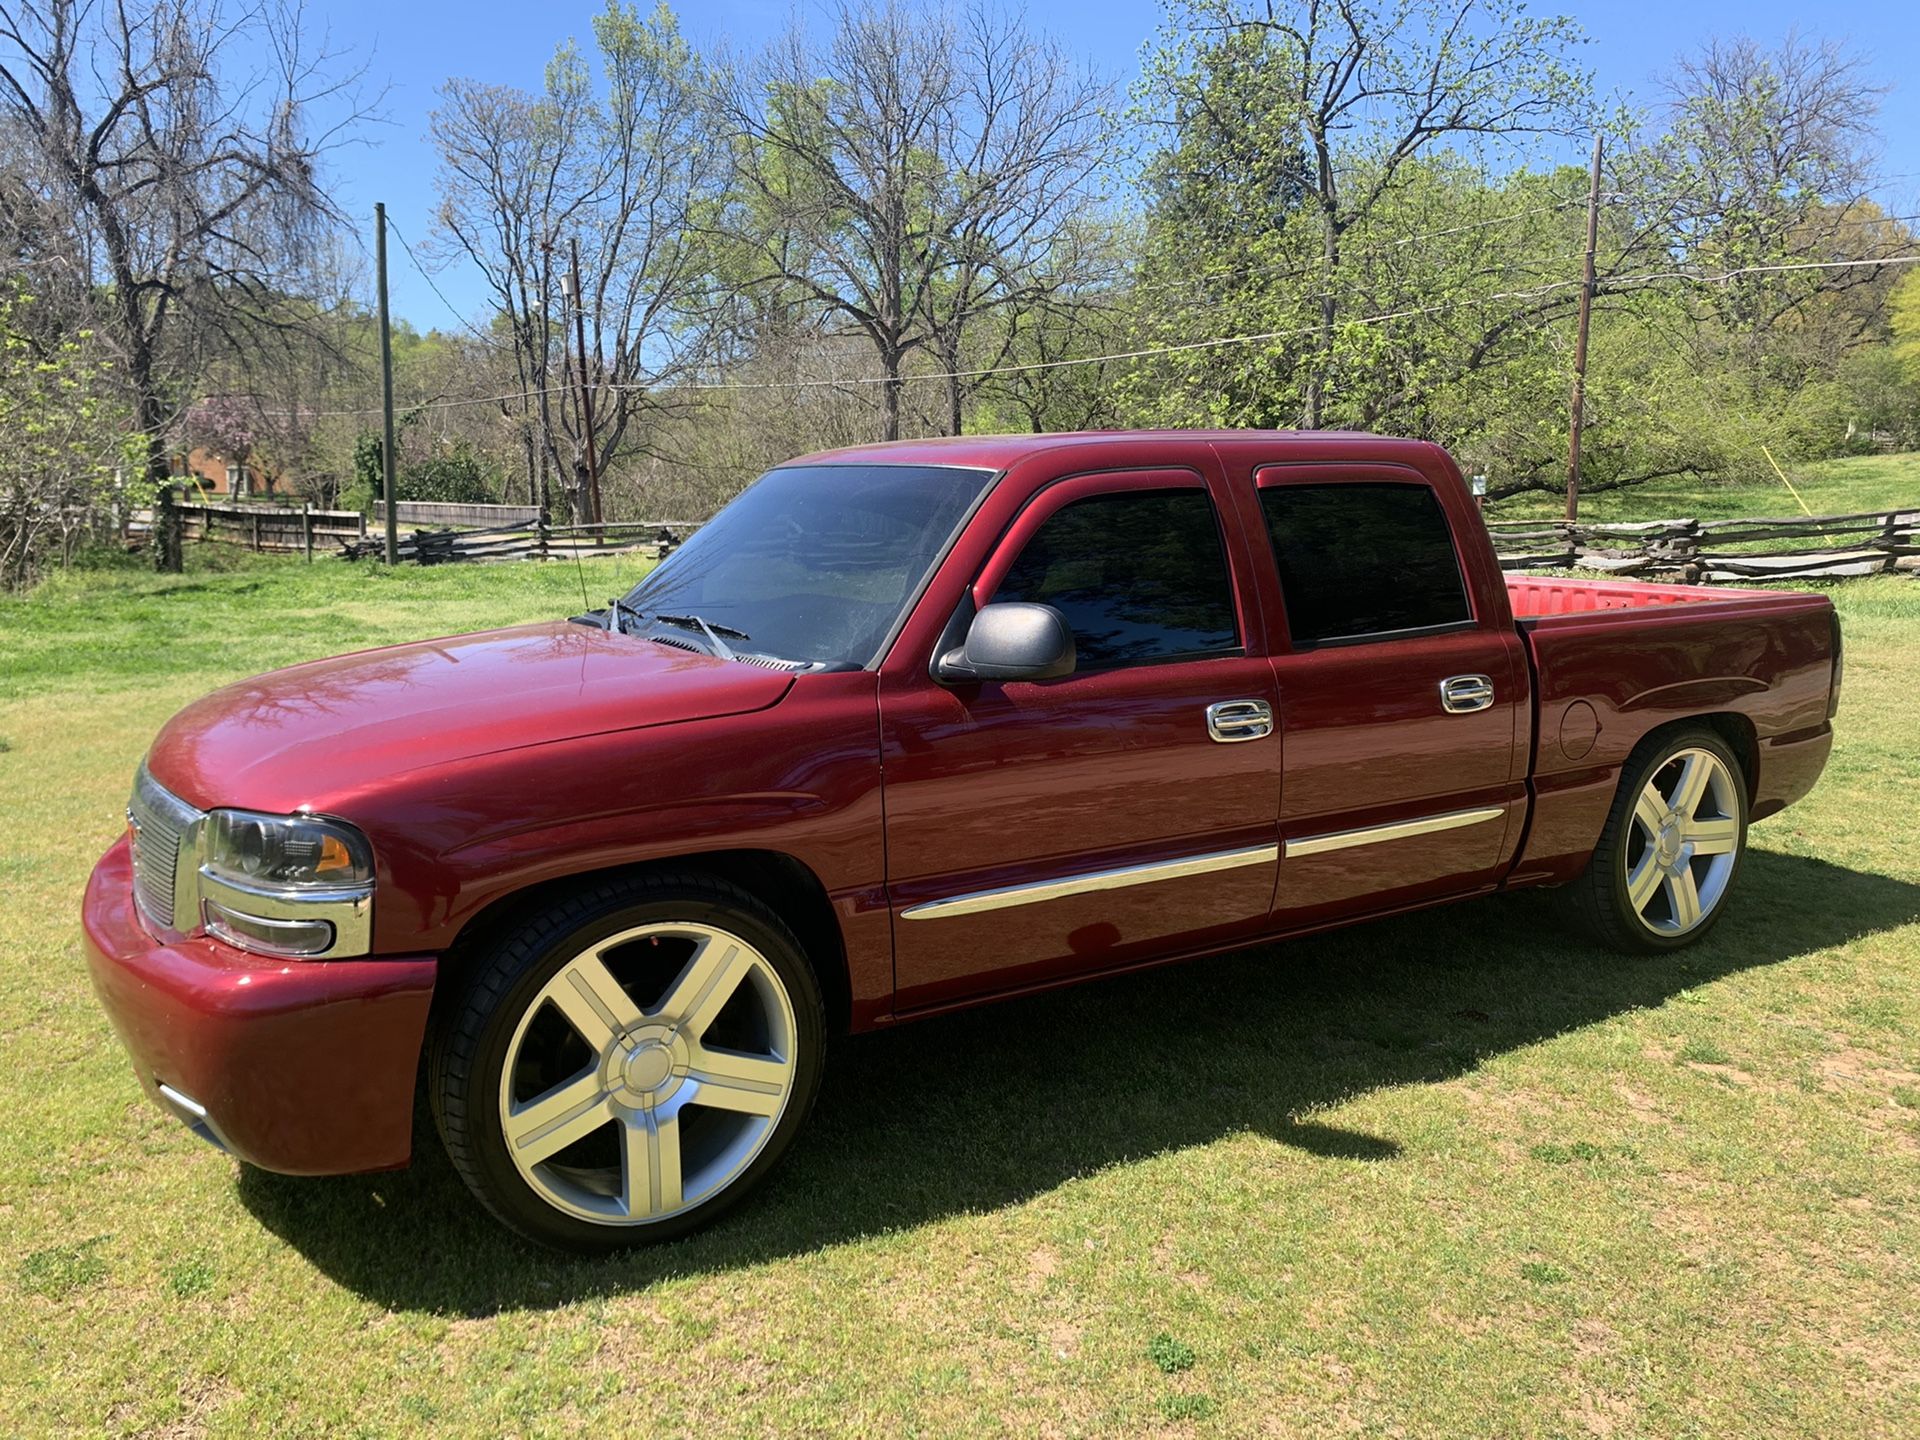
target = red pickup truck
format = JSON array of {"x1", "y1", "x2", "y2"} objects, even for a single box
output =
[{"x1": 83, "y1": 431, "x2": 1841, "y2": 1250}]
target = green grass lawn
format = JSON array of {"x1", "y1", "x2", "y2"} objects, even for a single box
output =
[
  {"x1": 3, "y1": 554, "x2": 1918, "y2": 1437},
  {"x1": 1488, "y1": 449, "x2": 1920, "y2": 522}
]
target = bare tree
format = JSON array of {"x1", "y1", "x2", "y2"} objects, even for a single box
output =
[
  {"x1": 912, "y1": 8, "x2": 1111, "y2": 434},
  {"x1": 1646, "y1": 35, "x2": 1898, "y2": 373},
  {"x1": 0, "y1": 0, "x2": 377, "y2": 570},
  {"x1": 976, "y1": 217, "x2": 1129, "y2": 432},
  {"x1": 432, "y1": 74, "x2": 587, "y2": 514},
  {"x1": 432, "y1": 3, "x2": 723, "y2": 521},
  {"x1": 713, "y1": 0, "x2": 1111, "y2": 442}
]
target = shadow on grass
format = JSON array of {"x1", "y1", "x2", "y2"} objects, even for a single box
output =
[{"x1": 237, "y1": 848, "x2": 1920, "y2": 1315}]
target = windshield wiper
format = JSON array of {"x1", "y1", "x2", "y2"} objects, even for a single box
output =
[
  {"x1": 656, "y1": 613, "x2": 750, "y2": 641},
  {"x1": 607, "y1": 597, "x2": 645, "y2": 635},
  {"x1": 655, "y1": 612, "x2": 747, "y2": 660}
]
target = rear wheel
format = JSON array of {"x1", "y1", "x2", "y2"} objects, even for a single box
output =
[
  {"x1": 429, "y1": 874, "x2": 825, "y2": 1251},
  {"x1": 1571, "y1": 727, "x2": 1747, "y2": 953}
]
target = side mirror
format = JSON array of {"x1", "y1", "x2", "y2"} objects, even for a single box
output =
[{"x1": 936, "y1": 602, "x2": 1076, "y2": 684}]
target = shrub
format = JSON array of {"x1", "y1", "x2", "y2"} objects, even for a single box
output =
[{"x1": 400, "y1": 445, "x2": 500, "y2": 505}]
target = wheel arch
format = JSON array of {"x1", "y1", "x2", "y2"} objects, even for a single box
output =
[
  {"x1": 434, "y1": 849, "x2": 854, "y2": 1036},
  {"x1": 1639, "y1": 712, "x2": 1757, "y2": 804},
  {"x1": 1700, "y1": 712, "x2": 1758, "y2": 802}
]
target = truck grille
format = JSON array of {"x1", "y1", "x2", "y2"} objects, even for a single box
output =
[{"x1": 128, "y1": 766, "x2": 203, "y2": 932}]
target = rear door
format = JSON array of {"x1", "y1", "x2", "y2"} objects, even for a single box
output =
[
  {"x1": 878, "y1": 464, "x2": 1284, "y2": 1011},
  {"x1": 1242, "y1": 459, "x2": 1530, "y2": 927}
]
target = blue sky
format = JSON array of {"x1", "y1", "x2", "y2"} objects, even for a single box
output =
[{"x1": 306, "y1": 0, "x2": 1920, "y2": 329}]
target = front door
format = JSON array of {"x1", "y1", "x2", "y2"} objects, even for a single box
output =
[{"x1": 879, "y1": 467, "x2": 1284, "y2": 1011}]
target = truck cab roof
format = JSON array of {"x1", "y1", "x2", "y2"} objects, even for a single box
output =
[{"x1": 787, "y1": 429, "x2": 1449, "y2": 474}]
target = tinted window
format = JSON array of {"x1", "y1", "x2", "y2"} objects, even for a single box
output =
[
  {"x1": 1258, "y1": 482, "x2": 1470, "y2": 645},
  {"x1": 992, "y1": 488, "x2": 1239, "y2": 668},
  {"x1": 624, "y1": 464, "x2": 993, "y2": 666}
]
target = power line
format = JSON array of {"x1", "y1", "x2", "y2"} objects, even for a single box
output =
[
  {"x1": 365, "y1": 192, "x2": 1599, "y2": 404},
  {"x1": 1123, "y1": 196, "x2": 1599, "y2": 300},
  {"x1": 267, "y1": 250, "x2": 1920, "y2": 419},
  {"x1": 384, "y1": 217, "x2": 514, "y2": 355}
]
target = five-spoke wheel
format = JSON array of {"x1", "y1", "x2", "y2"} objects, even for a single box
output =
[
  {"x1": 431, "y1": 876, "x2": 824, "y2": 1251},
  {"x1": 1622, "y1": 747, "x2": 1741, "y2": 936},
  {"x1": 500, "y1": 922, "x2": 799, "y2": 1225},
  {"x1": 1572, "y1": 726, "x2": 1748, "y2": 952}
]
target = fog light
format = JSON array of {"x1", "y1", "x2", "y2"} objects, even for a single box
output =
[{"x1": 203, "y1": 899, "x2": 335, "y2": 958}]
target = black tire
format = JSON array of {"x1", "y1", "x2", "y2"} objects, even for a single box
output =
[
  {"x1": 1568, "y1": 724, "x2": 1749, "y2": 954},
  {"x1": 428, "y1": 871, "x2": 826, "y2": 1252}
]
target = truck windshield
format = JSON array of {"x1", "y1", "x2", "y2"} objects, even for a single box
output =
[{"x1": 620, "y1": 463, "x2": 994, "y2": 667}]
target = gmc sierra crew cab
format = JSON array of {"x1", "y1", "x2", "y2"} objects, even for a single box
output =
[{"x1": 82, "y1": 431, "x2": 1842, "y2": 1250}]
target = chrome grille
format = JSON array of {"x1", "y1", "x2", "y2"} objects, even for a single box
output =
[{"x1": 128, "y1": 766, "x2": 203, "y2": 931}]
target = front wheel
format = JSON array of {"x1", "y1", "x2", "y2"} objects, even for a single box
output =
[
  {"x1": 429, "y1": 874, "x2": 825, "y2": 1252},
  {"x1": 1570, "y1": 727, "x2": 1748, "y2": 953}
]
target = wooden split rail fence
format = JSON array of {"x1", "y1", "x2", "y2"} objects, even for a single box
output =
[
  {"x1": 338, "y1": 519, "x2": 698, "y2": 564},
  {"x1": 130, "y1": 500, "x2": 366, "y2": 558},
  {"x1": 1485, "y1": 508, "x2": 1920, "y2": 582},
  {"x1": 143, "y1": 496, "x2": 1919, "y2": 586},
  {"x1": 129, "y1": 501, "x2": 694, "y2": 564}
]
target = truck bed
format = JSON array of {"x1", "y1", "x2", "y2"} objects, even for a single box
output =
[
  {"x1": 1506, "y1": 574, "x2": 1802, "y2": 622},
  {"x1": 1503, "y1": 569, "x2": 1836, "y2": 889}
]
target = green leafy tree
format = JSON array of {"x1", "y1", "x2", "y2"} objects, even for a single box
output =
[
  {"x1": 0, "y1": 282, "x2": 131, "y2": 588},
  {"x1": 400, "y1": 443, "x2": 502, "y2": 505},
  {"x1": 1891, "y1": 271, "x2": 1920, "y2": 384},
  {"x1": 1126, "y1": 0, "x2": 1592, "y2": 430}
]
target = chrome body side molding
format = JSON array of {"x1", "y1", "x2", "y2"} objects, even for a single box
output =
[
  {"x1": 901, "y1": 843, "x2": 1278, "y2": 921},
  {"x1": 1284, "y1": 805, "x2": 1505, "y2": 859}
]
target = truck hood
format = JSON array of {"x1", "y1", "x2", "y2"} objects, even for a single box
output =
[{"x1": 146, "y1": 622, "x2": 794, "y2": 813}]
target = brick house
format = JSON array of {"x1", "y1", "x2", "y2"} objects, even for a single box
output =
[{"x1": 170, "y1": 447, "x2": 295, "y2": 499}]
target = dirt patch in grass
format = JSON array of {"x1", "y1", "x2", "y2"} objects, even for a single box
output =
[
  {"x1": 1613, "y1": 1083, "x2": 1671, "y2": 1123},
  {"x1": 1815, "y1": 1038, "x2": 1920, "y2": 1095}
]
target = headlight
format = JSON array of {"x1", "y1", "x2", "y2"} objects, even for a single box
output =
[
  {"x1": 198, "y1": 810, "x2": 375, "y2": 959},
  {"x1": 202, "y1": 809, "x2": 374, "y2": 890}
]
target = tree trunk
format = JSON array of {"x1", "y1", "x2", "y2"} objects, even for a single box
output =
[
  {"x1": 944, "y1": 342, "x2": 964, "y2": 437},
  {"x1": 521, "y1": 421, "x2": 539, "y2": 513},
  {"x1": 133, "y1": 362, "x2": 183, "y2": 574},
  {"x1": 1306, "y1": 205, "x2": 1339, "y2": 430},
  {"x1": 147, "y1": 440, "x2": 180, "y2": 572},
  {"x1": 1305, "y1": 133, "x2": 1340, "y2": 432},
  {"x1": 880, "y1": 352, "x2": 904, "y2": 442},
  {"x1": 516, "y1": 391, "x2": 538, "y2": 509}
]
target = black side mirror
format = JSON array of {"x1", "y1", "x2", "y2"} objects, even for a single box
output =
[{"x1": 935, "y1": 602, "x2": 1076, "y2": 684}]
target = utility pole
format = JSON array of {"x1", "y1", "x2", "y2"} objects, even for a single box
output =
[
  {"x1": 565, "y1": 236, "x2": 604, "y2": 527},
  {"x1": 1564, "y1": 135, "x2": 1603, "y2": 523},
  {"x1": 536, "y1": 240, "x2": 554, "y2": 521},
  {"x1": 375, "y1": 202, "x2": 399, "y2": 564}
]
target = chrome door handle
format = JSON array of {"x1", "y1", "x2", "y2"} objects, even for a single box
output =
[
  {"x1": 1206, "y1": 698, "x2": 1274, "y2": 742},
  {"x1": 1440, "y1": 674, "x2": 1495, "y2": 713}
]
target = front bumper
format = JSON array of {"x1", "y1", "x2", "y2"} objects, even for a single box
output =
[{"x1": 82, "y1": 835, "x2": 437, "y2": 1175}]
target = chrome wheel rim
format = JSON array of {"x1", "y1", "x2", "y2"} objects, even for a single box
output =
[
  {"x1": 498, "y1": 922, "x2": 798, "y2": 1226},
  {"x1": 1625, "y1": 748, "x2": 1740, "y2": 937}
]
